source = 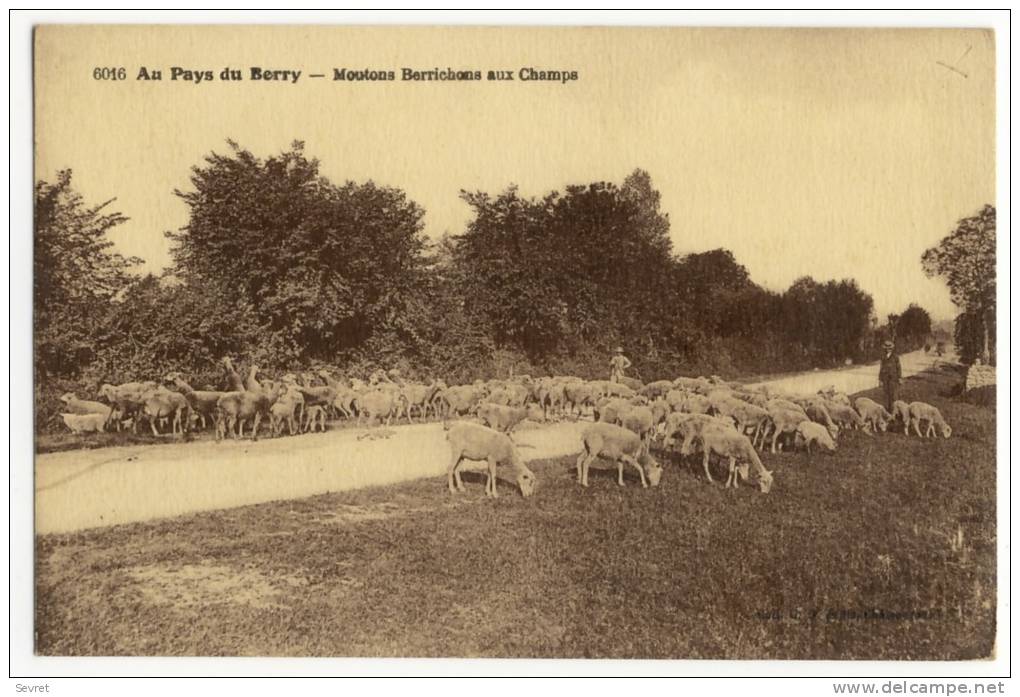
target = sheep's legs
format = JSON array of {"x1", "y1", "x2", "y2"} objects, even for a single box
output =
[
  {"x1": 447, "y1": 454, "x2": 466, "y2": 494},
  {"x1": 702, "y1": 449, "x2": 716, "y2": 483},
  {"x1": 487, "y1": 457, "x2": 499, "y2": 498},
  {"x1": 912, "y1": 418, "x2": 923, "y2": 438},
  {"x1": 621, "y1": 455, "x2": 647, "y2": 488}
]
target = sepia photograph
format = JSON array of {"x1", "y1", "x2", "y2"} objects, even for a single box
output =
[{"x1": 18, "y1": 14, "x2": 1006, "y2": 677}]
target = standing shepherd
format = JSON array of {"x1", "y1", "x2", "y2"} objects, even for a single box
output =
[
  {"x1": 878, "y1": 340, "x2": 902, "y2": 413},
  {"x1": 609, "y1": 346, "x2": 632, "y2": 384}
]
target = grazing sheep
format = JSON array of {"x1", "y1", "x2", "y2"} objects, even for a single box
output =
[
  {"x1": 802, "y1": 399, "x2": 840, "y2": 439},
  {"x1": 908, "y1": 402, "x2": 952, "y2": 438},
  {"x1": 60, "y1": 412, "x2": 107, "y2": 434},
  {"x1": 794, "y1": 420, "x2": 837, "y2": 454},
  {"x1": 824, "y1": 401, "x2": 869, "y2": 432},
  {"x1": 700, "y1": 425, "x2": 774, "y2": 492},
  {"x1": 660, "y1": 412, "x2": 736, "y2": 456},
  {"x1": 445, "y1": 421, "x2": 536, "y2": 498},
  {"x1": 476, "y1": 402, "x2": 530, "y2": 434},
  {"x1": 575, "y1": 422, "x2": 662, "y2": 488},
  {"x1": 59, "y1": 393, "x2": 113, "y2": 421},
  {"x1": 399, "y1": 380, "x2": 447, "y2": 422},
  {"x1": 891, "y1": 400, "x2": 911, "y2": 434},
  {"x1": 727, "y1": 401, "x2": 771, "y2": 449},
  {"x1": 854, "y1": 397, "x2": 892, "y2": 433},
  {"x1": 764, "y1": 405, "x2": 810, "y2": 454}
]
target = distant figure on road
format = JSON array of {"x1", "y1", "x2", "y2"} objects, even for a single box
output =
[
  {"x1": 609, "y1": 346, "x2": 632, "y2": 384},
  {"x1": 878, "y1": 340, "x2": 902, "y2": 412}
]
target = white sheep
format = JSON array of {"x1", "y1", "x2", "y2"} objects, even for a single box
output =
[
  {"x1": 854, "y1": 397, "x2": 892, "y2": 433},
  {"x1": 794, "y1": 420, "x2": 837, "y2": 454},
  {"x1": 445, "y1": 421, "x2": 536, "y2": 498},
  {"x1": 475, "y1": 402, "x2": 529, "y2": 434},
  {"x1": 60, "y1": 412, "x2": 107, "y2": 434},
  {"x1": 59, "y1": 393, "x2": 113, "y2": 421},
  {"x1": 700, "y1": 424, "x2": 774, "y2": 492},
  {"x1": 908, "y1": 402, "x2": 952, "y2": 439},
  {"x1": 575, "y1": 422, "x2": 663, "y2": 488}
]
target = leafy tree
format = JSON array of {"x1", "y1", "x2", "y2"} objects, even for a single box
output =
[
  {"x1": 168, "y1": 140, "x2": 429, "y2": 364},
  {"x1": 34, "y1": 170, "x2": 140, "y2": 378},
  {"x1": 896, "y1": 303, "x2": 933, "y2": 351},
  {"x1": 922, "y1": 205, "x2": 995, "y2": 363}
]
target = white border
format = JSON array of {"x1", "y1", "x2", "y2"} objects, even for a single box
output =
[{"x1": 7, "y1": 8, "x2": 1013, "y2": 684}]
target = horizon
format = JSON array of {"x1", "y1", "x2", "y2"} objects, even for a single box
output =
[{"x1": 35, "y1": 26, "x2": 995, "y2": 322}]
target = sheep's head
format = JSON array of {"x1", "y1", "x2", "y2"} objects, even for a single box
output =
[
  {"x1": 98, "y1": 384, "x2": 116, "y2": 400},
  {"x1": 515, "y1": 462, "x2": 536, "y2": 497},
  {"x1": 876, "y1": 418, "x2": 888, "y2": 433},
  {"x1": 59, "y1": 392, "x2": 76, "y2": 404},
  {"x1": 640, "y1": 452, "x2": 663, "y2": 487},
  {"x1": 826, "y1": 423, "x2": 840, "y2": 439},
  {"x1": 941, "y1": 424, "x2": 953, "y2": 439},
  {"x1": 756, "y1": 468, "x2": 774, "y2": 494}
]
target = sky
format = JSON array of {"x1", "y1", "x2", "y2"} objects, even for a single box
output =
[{"x1": 35, "y1": 25, "x2": 995, "y2": 320}]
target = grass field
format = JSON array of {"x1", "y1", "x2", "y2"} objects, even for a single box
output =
[{"x1": 35, "y1": 367, "x2": 996, "y2": 658}]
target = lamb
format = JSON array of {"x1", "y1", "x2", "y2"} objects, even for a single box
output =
[
  {"x1": 59, "y1": 393, "x2": 113, "y2": 421},
  {"x1": 303, "y1": 404, "x2": 328, "y2": 432},
  {"x1": 445, "y1": 421, "x2": 536, "y2": 498},
  {"x1": 854, "y1": 397, "x2": 893, "y2": 433},
  {"x1": 60, "y1": 412, "x2": 107, "y2": 434},
  {"x1": 575, "y1": 422, "x2": 663, "y2": 488},
  {"x1": 476, "y1": 402, "x2": 530, "y2": 434},
  {"x1": 794, "y1": 420, "x2": 837, "y2": 454},
  {"x1": 908, "y1": 402, "x2": 952, "y2": 438},
  {"x1": 700, "y1": 425, "x2": 774, "y2": 492},
  {"x1": 891, "y1": 400, "x2": 912, "y2": 434}
]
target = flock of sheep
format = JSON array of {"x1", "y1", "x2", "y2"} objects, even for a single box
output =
[{"x1": 54, "y1": 356, "x2": 954, "y2": 498}]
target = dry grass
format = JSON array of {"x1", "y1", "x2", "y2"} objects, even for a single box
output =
[{"x1": 35, "y1": 368, "x2": 996, "y2": 658}]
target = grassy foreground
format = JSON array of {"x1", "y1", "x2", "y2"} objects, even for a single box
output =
[{"x1": 35, "y1": 367, "x2": 996, "y2": 658}]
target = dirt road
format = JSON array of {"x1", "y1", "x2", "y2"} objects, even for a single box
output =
[{"x1": 35, "y1": 350, "x2": 938, "y2": 534}]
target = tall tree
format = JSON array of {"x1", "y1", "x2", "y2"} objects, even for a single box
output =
[
  {"x1": 34, "y1": 170, "x2": 140, "y2": 378},
  {"x1": 168, "y1": 140, "x2": 429, "y2": 364},
  {"x1": 922, "y1": 205, "x2": 995, "y2": 363},
  {"x1": 896, "y1": 303, "x2": 933, "y2": 351}
]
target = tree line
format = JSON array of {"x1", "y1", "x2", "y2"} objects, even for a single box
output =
[{"x1": 37, "y1": 141, "x2": 974, "y2": 406}]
